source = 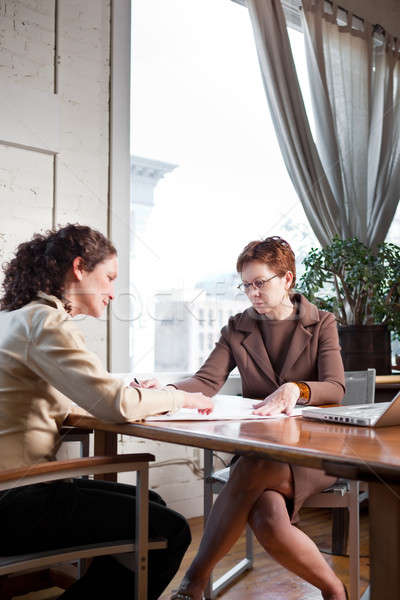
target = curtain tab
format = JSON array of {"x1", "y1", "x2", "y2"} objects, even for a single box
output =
[
  {"x1": 331, "y1": 2, "x2": 338, "y2": 22},
  {"x1": 345, "y1": 10, "x2": 353, "y2": 32},
  {"x1": 301, "y1": 0, "x2": 319, "y2": 14},
  {"x1": 364, "y1": 21, "x2": 373, "y2": 38}
]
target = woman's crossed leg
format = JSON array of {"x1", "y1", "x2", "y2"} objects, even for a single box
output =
[{"x1": 174, "y1": 456, "x2": 346, "y2": 600}]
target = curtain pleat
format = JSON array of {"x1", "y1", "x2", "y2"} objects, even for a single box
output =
[{"x1": 247, "y1": 0, "x2": 339, "y2": 246}]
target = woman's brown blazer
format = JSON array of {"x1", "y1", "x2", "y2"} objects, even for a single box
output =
[{"x1": 174, "y1": 294, "x2": 345, "y2": 405}]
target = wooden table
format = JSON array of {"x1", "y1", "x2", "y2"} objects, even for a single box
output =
[
  {"x1": 375, "y1": 374, "x2": 400, "y2": 403},
  {"x1": 66, "y1": 413, "x2": 400, "y2": 600}
]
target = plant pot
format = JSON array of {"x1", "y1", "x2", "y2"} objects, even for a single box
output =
[{"x1": 338, "y1": 324, "x2": 392, "y2": 375}]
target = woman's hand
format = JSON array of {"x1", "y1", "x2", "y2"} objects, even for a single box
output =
[
  {"x1": 130, "y1": 378, "x2": 162, "y2": 390},
  {"x1": 182, "y1": 392, "x2": 214, "y2": 415},
  {"x1": 252, "y1": 383, "x2": 300, "y2": 416}
]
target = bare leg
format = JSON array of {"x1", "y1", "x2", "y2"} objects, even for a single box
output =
[
  {"x1": 174, "y1": 457, "x2": 345, "y2": 600},
  {"x1": 248, "y1": 490, "x2": 346, "y2": 600},
  {"x1": 174, "y1": 457, "x2": 295, "y2": 599}
]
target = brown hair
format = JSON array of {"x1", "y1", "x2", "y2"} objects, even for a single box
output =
[
  {"x1": 0, "y1": 224, "x2": 116, "y2": 312},
  {"x1": 236, "y1": 236, "x2": 296, "y2": 289}
]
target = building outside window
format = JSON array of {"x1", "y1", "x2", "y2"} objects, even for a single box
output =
[
  {"x1": 198, "y1": 308, "x2": 205, "y2": 327},
  {"x1": 199, "y1": 332, "x2": 204, "y2": 351}
]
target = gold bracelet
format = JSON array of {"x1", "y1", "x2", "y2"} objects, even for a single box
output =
[{"x1": 291, "y1": 381, "x2": 311, "y2": 405}]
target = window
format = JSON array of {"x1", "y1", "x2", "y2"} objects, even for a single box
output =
[
  {"x1": 198, "y1": 309, "x2": 205, "y2": 326},
  {"x1": 130, "y1": 0, "x2": 317, "y2": 372},
  {"x1": 208, "y1": 333, "x2": 214, "y2": 351},
  {"x1": 387, "y1": 206, "x2": 400, "y2": 245},
  {"x1": 199, "y1": 332, "x2": 204, "y2": 350}
]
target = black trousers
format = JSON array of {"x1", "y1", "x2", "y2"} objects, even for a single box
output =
[{"x1": 0, "y1": 478, "x2": 191, "y2": 599}]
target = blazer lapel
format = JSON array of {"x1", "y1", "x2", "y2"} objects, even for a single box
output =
[
  {"x1": 279, "y1": 322, "x2": 312, "y2": 378},
  {"x1": 280, "y1": 294, "x2": 320, "y2": 378},
  {"x1": 238, "y1": 309, "x2": 279, "y2": 388}
]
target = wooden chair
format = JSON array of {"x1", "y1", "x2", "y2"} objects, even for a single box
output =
[
  {"x1": 0, "y1": 453, "x2": 166, "y2": 599},
  {"x1": 60, "y1": 426, "x2": 93, "y2": 459},
  {"x1": 204, "y1": 370, "x2": 375, "y2": 599}
]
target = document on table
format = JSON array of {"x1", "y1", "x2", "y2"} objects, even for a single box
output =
[{"x1": 146, "y1": 394, "x2": 303, "y2": 421}]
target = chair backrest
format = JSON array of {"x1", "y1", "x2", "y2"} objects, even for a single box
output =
[
  {"x1": 342, "y1": 369, "x2": 376, "y2": 405},
  {"x1": 219, "y1": 375, "x2": 242, "y2": 396}
]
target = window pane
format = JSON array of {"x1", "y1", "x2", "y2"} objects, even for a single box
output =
[{"x1": 131, "y1": 0, "x2": 317, "y2": 372}]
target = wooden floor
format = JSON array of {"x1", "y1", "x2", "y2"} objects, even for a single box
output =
[{"x1": 18, "y1": 508, "x2": 369, "y2": 599}]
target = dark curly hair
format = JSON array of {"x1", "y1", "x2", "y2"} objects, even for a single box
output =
[
  {"x1": 236, "y1": 236, "x2": 296, "y2": 289},
  {"x1": 0, "y1": 224, "x2": 117, "y2": 312}
]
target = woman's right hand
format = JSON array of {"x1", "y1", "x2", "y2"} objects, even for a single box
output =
[
  {"x1": 182, "y1": 392, "x2": 214, "y2": 414},
  {"x1": 130, "y1": 378, "x2": 162, "y2": 390}
]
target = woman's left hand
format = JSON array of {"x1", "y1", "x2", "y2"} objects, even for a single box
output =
[{"x1": 252, "y1": 383, "x2": 300, "y2": 416}]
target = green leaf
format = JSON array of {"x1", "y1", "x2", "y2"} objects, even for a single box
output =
[{"x1": 298, "y1": 237, "x2": 400, "y2": 339}]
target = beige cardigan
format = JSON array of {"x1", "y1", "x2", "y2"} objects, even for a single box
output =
[{"x1": 0, "y1": 293, "x2": 184, "y2": 470}]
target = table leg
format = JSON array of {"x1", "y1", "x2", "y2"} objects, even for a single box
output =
[
  {"x1": 94, "y1": 430, "x2": 118, "y2": 481},
  {"x1": 369, "y1": 481, "x2": 400, "y2": 599},
  {"x1": 331, "y1": 507, "x2": 349, "y2": 555},
  {"x1": 203, "y1": 449, "x2": 214, "y2": 599}
]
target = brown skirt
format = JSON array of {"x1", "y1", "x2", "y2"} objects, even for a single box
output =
[
  {"x1": 230, "y1": 455, "x2": 336, "y2": 523},
  {"x1": 289, "y1": 464, "x2": 337, "y2": 523}
]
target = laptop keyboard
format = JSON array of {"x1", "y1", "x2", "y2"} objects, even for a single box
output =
[{"x1": 338, "y1": 402, "x2": 391, "y2": 419}]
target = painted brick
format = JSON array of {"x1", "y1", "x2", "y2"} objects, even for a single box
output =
[{"x1": 0, "y1": 0, "x2": 53, "y2": 91}]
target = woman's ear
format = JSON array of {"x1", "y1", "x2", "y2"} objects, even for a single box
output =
[
  {"x1": 285, "y1": 271, "x2": 294, "y2": 290},
  {"x1": 72, "y1": 257, "x2": 85, "y2": 281}
]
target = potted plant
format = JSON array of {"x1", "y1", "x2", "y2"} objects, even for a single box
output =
[{"x1": 299, "y1": 237, "x2": 400, "y2": 374}]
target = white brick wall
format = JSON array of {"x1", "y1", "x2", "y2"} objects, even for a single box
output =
[
  {"x1": 0, "y1": 0, "x2": 54, "y2": 93},
  {"x1": 56, "y1": 0, "x2": 110, "y2": 361},
  {"x1": 0, "y1": 0, "x2": 56, "y2": 270},
  {"x1": 0, "y1": 145, "x2": 53, "y2": 263}
]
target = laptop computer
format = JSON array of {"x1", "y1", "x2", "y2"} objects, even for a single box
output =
[{"x1": 302, "y1": 391, "x2": 400, "y2": 427}]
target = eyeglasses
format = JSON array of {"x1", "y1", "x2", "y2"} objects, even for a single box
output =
[{"x1": 237, "y1": 274, "x2": 279, "y2": 293}]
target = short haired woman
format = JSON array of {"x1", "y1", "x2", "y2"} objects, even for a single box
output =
[
  {"x1": 167, "y1": 236, "x2": 347, "y2": 600},
  {"x1": 0, "y1": 224, "x2": 212, "y2": 599}
]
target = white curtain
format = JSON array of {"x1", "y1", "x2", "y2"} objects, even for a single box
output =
[
  {"x1": 247, "y1": 0, "x2": 339, "y2": 246},
  {"x1": 302, "y1": 0, "x2": 400, "y2": 245},
  {"x1": 368, "y1": 32, "x2": 400, "y2": 243},
  {"x1": 247, "y1": 0, "x2": 400, "y2": 247}
]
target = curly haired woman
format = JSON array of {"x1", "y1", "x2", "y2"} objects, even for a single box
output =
[{"x1": 0, "y1": 223, "x2": 212, "y2": 599}]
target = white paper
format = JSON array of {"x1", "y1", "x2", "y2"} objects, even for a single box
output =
[{"x1": 146, "y1": 394, "x2": 304, "y2": 421}]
